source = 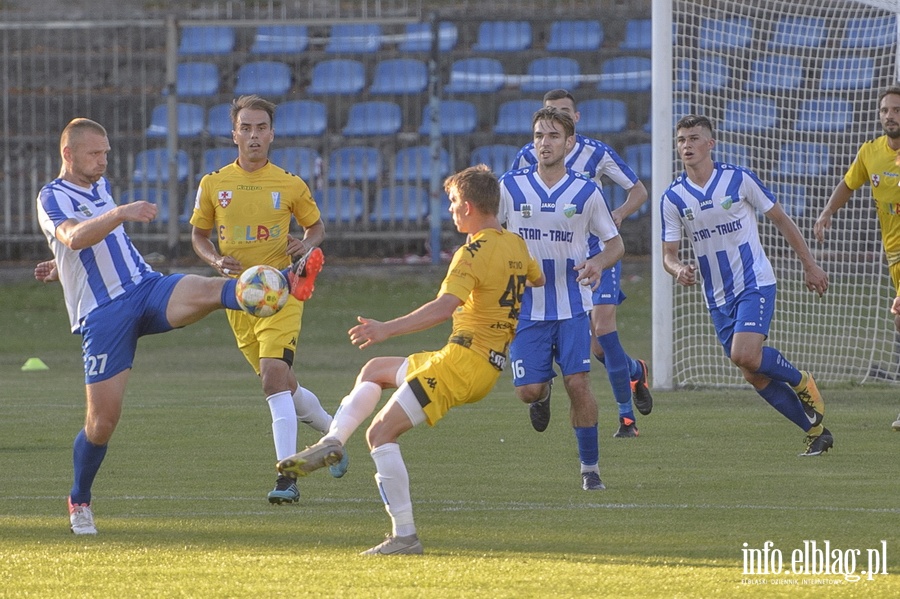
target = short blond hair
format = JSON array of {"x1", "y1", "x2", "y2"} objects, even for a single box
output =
[
  {"x1": 60, "y1": 118, "x2": 107, "y2": 155},
  {"x1": 443, "y1": 164, "x2": 500, "y2": 216}
]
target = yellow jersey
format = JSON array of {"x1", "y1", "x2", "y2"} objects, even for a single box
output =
[
  {"x1": 844, "y1": 135, "x2": 900, "y2": 263},
  {"x1": 439, "y1": 228, "x2": 542, "y2": 371},
  {"x1": 191, "y1": 161, "x2": 320, "y2": 270}
]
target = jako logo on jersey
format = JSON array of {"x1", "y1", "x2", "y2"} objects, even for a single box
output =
[
  {"x1": 521, "y1": 203, "x2": 532, "y2": 218},
  {"x1": 720, "y1": 196, "x2": 733, "y2": 210},
  {"x1": 563, "y1": 203, "x2": 576, "y2": 218},
  {"x1": 699, "y1": 198, "x2": 713, "y2": 210},
  {"x1": 271, "y1": 192, "x2": 281, "y2": 209},
  {"x1": 218, "y1": 190, "x2": 233, "y2": 208}
]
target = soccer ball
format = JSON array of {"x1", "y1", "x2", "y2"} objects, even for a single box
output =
[{"x1": 235, "y1": 265, "x2": 289, "y2": 317}]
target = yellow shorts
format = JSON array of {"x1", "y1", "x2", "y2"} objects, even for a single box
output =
[
  {"x1": 405, "y1": 343, "x2": 501, "y2": 426},
  {"x1": 226, "y1": 296, "x2": 304, "y2": 375}
]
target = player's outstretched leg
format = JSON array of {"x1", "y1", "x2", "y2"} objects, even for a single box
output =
[
  {"x1": 287, "y1": 247, "x2": 324, "y2": 302},
  {"x1": 276, "y1": 438, "x2": 343, "y2": 478}
]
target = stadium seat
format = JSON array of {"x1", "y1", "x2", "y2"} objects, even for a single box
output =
[
  {"x1": 234, "y1": 61, "x2": 292, "y2": 96},
  {"x1": 494, "y1": 100, "x2": 542, "y2": 135},
  {"x1": 769, "y1": 182, "x2": 807, "y2": 219},
  {"x1": 842, "y1": 16, "x2": 897, "y2": 48},
  {"x1": 623, "y1": 143, "x2": 651, "y2": 181},
  {"x1": 270, "y1": 147, "x2": 320, "y2": 181},
  {"x1": 372, "y1": 185, "x2": 429, "y2": 224},
  {"x1": 325, "y1": 23, "x2": 382, "y2": 53},
  {"x1": 820, "y1": 56, "x2": 876, "y2": 91},
  {"x1": 198, "y1": 147, "x2": 238, "y2": 178},
  {"x1": 720, "y1": 97, "x2": 779, "y2": 133},
  {"x1": 596, "y1": 56, "x2": 651, "y2": 92},
  {"x1": 314, "y1": 186, "x2": 365, "y2": 224},
  {"x1": 674, "y1": 58, "x2": 692, "y2": 93},
  {"x1": 369, "y1": 58, "x2": 428, "y2": 95},
  {"x1": 398, "y1": 22, "x2": 458, "y2": 52},
  {"x1": 745, "y1": 55, "x2": 804, "y2": 93},
  {"x1": 472, "y1": 21, "x2": 531, "y2": 52},
  {"x1": 521, "y1": 57, "x2": 582, "y2": 92},
  {"x1": 418, "y1": 100, "x2": 477, "y2": 136},
  {"x1": 251, "y1": 25, "x2": 309, "y2": 54},
  {"x1": 698, "y1": 17, "x2": 752, "y2": 51},
  {"x1": 275, "y1": 100, "x2": 327, "y2": 137},
  {"x1": 470, "y1": 144, "x2": 520, "y2": 176},
  {"x1": 546, "y1": 20, "x2": 603, "y2": 52},
  {"x1": 777, "y1": 142, "x2": 830, "y2": 177},
  {"x1": 132, "y1": 148, "x2": 190, "y2": 184},
  {"x1": 393, "y1": 146, "x2": 451, "y2": 182},
  {"x1": 769, "y1": 16, "x2": 826, "y2": 49},
  {"x1": 326, "y1": 146, "x2": 381, "y2": 183},
  {"x1": 444, "y1": 58, "x2": 506, "y2": 94},
  {"x1": 206, "y1": 103, "x2": 233, "y2": 138},
  {"x1": 307, "y1": 59, "x2": 366, "y2": 95},
  {"x1": 576, "y1": 99, "x2": 627, "y2": 135},
  {"x1": 341, "y1": 101, "x2": 402, "y2": 136},
  {"x1": 145, "y1": 103, "x2": 205, "y2": 139},
  {"x1": 713, "y1": 142, "x2": 750, "y2": 167},
  {"x1": 120, "y1": 187, "x2": 179, "y2": 223},
  {"x1": 697, "y1": 55, "x2": 730, "y2": 93},
  {"x1": 178, "y1": 25, "x2": 236, "y2": 55},
  {"x1": 795, "y1": 98, "x2": 853, "y2": 132},
  {"x1": 175, "y1": 62, "x2": 220, "y2": 97},
  {"x1": 619, "y1": 19, "x2": 651, "y2": 51}
]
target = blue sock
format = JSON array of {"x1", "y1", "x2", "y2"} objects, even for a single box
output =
[
  {"x1": 573, "y1": 425, "x2": 599, "y2": 466},
  {"x1": 757, "y1": 381, "x2": 812, "y2": 431},
  {"x1": 597, "y1": 332, "x2": 636, "y2": 420},
  {"x1": 756, "y1": 347, "x2": 802, "y2": 387},
  {"x1": 220, "y1": 279, "x2": 242, "y2": 311},
  {"x1": 70, "y1": 429, "x2": 108, "y2": 505}
]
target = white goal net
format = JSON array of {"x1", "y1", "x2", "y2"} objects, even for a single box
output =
[{"x1": 655, "y1": 0, "x2": 900, "y2": 386}]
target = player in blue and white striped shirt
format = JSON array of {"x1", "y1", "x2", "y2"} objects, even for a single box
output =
[
  {"x1": 512, "y1": 89, "x2": 653, "y2": 438},
  {"x1": 661, "y1": 114, "x2": 833, "y2": 457},
  {"x1": 499, "y1": 107, "x2": 624, "y2": 491}
]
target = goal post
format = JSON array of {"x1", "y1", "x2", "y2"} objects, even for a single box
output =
[{"x1": 652, "y1": 0, "x2": 900, "y2": 388}]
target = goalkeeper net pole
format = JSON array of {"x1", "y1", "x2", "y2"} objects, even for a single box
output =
[{"x1": 652, "y1": 0, "x2": 900, "y2": 388}]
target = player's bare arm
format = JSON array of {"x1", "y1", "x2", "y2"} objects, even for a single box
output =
[
  {"x1": 191, "y1": 226, "x2": 242, "y2": 276},
  {"x1": 286, "y1": 219, "x2": 325, "y2": 259},
  {"x1": 349, "y1": 293, "x2": 462, "y2": 350},
  {"x1": 575, "y1": 234, "x2": 624, "y2": 290},
  {"x1": 766, "y1": 203, "x2": 829, "y2": 297},
  {"x1": 663, "y1": 240, "x2": 697, "y2": 286},
  {"x1": 55, "y1": 201, "x2": 158, "y2": 250},
  {"x1": 814, "y1": 180, "x2": 854, "y2": 243},
  {"x1": 34, "y1": 260, "x2": 59, "y2": 283},
  {"x1": 610, "y1": 181, "x2": 649, "y2": 228}
]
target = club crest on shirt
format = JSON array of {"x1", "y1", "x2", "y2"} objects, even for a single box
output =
[
  {"x1": 77, "y1": 204, "x2": 93, "y2": 217},
  {"x1": 218, "y1": 190, "x2": 233, "y2": 208},
  {"x1": 563, "y1": 203, "x2": 577, "y2": 218},
  {"x1": 272, "y1": 192, "x2": 281, "y2": 209},
  {"x1": 684, "y1": 207, "x2": 695, "y2": 221},
  {"x1": 720, "y1": 196, "x2": 733, "y2": 210},
  {"x1": 520, "y1": 203, "x2": 532, "y2": 218},
  {"x1": 872, "y1": 174, "x2": 881, "y2": 187}
]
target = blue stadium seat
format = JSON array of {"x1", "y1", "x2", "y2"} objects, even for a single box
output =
[
  {"x1": 697, "y1": 55, "x2": 730, "y2": 92},
  {"x1": 472, "y1": 21, "x2": 531, "y2": 52},
  {"x1": 270, "y1": 147, "x2": 320, "y2": 181},
  {"x1": 178, "y1": 26, "x2": 236, "y2": 55},
  {"x1": 342, "y1": 101, "x2": 402, "y2": 136},
  {"x1": 307, "y1": 59, "x2": 366, "y2": 95},
  {"x1": 769, "y1": 182, "x2": 807, "y2": 219},
  {"x1": 842, "y1": 16, "x2": 897, "y2": 48},
  {"x1": 777, "y1": 142, "x2": 830, "y2": 177},
  {"x1": 444, "y1": 58, "x2": 506, "y2": 94},
  {"x1": 699, "y1": 17, "x2": 752, "y2": 51},
  {"x1": 795, "y1": 98, "x2": 853, "y2": 132},
  {"x1": 521, "y1": 57, "x2": 581, "y2": 92},
  {"x1": 132, "y1": 148, "x2": 189, "y2": 184},
  {"x1": 418, "y1": 100, "x2": 478, "y2": 136},
  {"x1": 596, "y1": 56, "x2": 651, "y2": 92},
  {"x1": 314, "y1": 186, "x2": 365, "y2": 224},
  {"x1": 745, "y1": 55, "x2": 804, "y2": 93},
  {"x1": 623, "y1": 143, "x2": 651, "y2": 181},
  {"x1": 546, "y1": 20, "x2": 603, "y2": 52},
  {"x1": 674, "y1": 58, "x2": 692, "y2": 93},
  {"x1": 369, "y1": 58, "x2": 428, "y2": 95},
  {"x1": 198, "y1": 147, "x2": 238, "y2": 178},
  {"x1": 769, "y1": 16, "x2": 826, "y2": 49},
  {"x1": 619, "y1": 19, "x2": 651, "y2": 50},
  {"x1": 120, "y1": 187, "x2": 187, "y2": 223},
  {"x1": 820, "y1": 56, "x2": 876, "y2": 91},
  {"x1": 206, "y1": 103, "x2": 233, "y2": 138},
  {"x1": 494, "y1": 100, "x2": 542, "y2": 135},
  {"x1": 373, "y1": 185, "x2": 429, "y2": 224},
  {"x1": 470, "y1": 144, "x2": 520, "y2": 176},
  {"x1": 393, "y1": 146, "x2": 451, "y2": 182},
  {"x1": 327, "y1": 147, "x2": 381, "y2": 183},
  {"x1": 326, "y1": 23, "x2": 382, "y2": 53},
  {"x1": 251, "y1": 25, "x2": 309, "y2": 54},
  {"x1": 234, "y1": 61, "x2": 292, "y2": 96},
  {"x1": 175, "y1": 62, "x2": 220, "y2": 97},
  {"x1": 721, "y1": 97, "x2": 779, "y2": 133},
  {"x1": 577, "y1": 99, "x2": 627, "y2": 135},
  {"x1": 275, "y1": 100, "x2": 327, "y2": 137},
  {"x1": 714, "y1": 142, "x2": 750, "y2": 167},
  {"x1": 398, "y1": 22, "x2": 458, "y2": 52},
  {"x1": 145, "y1": 103, "x2": 205, "y2": 139}
]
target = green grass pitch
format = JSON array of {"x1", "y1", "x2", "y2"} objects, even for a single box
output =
[{"x1": 0, "y1": 259, "x2": 897, "y2": 598}]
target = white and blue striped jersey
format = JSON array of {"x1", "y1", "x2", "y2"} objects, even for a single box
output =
[
  {"x1": 660, "y1": 162, "x2": 777, "y2": 309},
  {"x1": 499, "y1": 165, "x2": 619, "y2": 321},
  {"x1": 37, "y1": 176, "x2": 156, "y2": 332}
]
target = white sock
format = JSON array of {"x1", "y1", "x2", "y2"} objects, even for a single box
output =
[
  {"x1": 292, "y1": 386, "x2": 332, "y2": 434},
  {"x1": 325, "y1": 381, "x2": 383, "y2": 446},
  {"x1": 371, "y1": 443, "x2": 416, "y2": 537},
  {"x1": 266, "y1": 391, "x2": 298, "y2": 461}
]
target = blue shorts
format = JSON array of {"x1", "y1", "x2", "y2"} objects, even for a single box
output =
[
  {"x1": 591, "y1": 260, "x2": 626, "y2": 306},
  {"x1": 708, "y1": 285, "x2": 776, "y2": 357},
  {"x1": 79, "y1": 273, "x2": 184, "y2": 384},
  {"x1": 509, "y1": 313, "x2": 592, "y2": 386}
]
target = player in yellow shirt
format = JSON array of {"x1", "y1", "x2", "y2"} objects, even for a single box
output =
[
  {"x1": 191, "y1": 95, "x2": 343, "y2": 504},
  {"x1": 276, "y1": 165, "x2": 545, "y2": 555},
  {"x1": 814, "y1": 87, "x2": 900, "y2": 431}
]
